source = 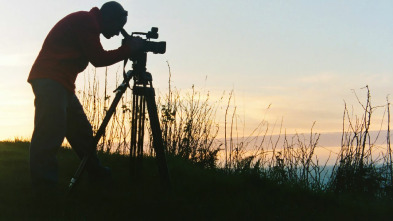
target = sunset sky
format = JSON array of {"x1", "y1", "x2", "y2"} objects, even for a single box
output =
[{"x1": 0, "y1": 0, "x2": 392, "y2": 141}]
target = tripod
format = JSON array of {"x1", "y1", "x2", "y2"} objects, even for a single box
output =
[{"x1": 67, "y1": 52, "x2": 171, "y2": 194}]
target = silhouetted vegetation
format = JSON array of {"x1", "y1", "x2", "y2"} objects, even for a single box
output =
[
  {"x1": 76, "y1": 66, "x2": 393, "y2": 200},
  {"x1": 3, "y1": 67, "x2": 392, "y2": 219},
  {"x1": 329, "y1": 86, "x2": 393, "y2": 199},
  {"x1": 1, "y1": 141, "x2": 393, "y2": 220}
]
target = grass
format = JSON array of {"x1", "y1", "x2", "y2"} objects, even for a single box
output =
[
  {"x1": 14, "y1": 68, "x2": 393, "y2": 219},
  {"x1": 1, "y1": 141, "x2": 393, "y2": 220}
]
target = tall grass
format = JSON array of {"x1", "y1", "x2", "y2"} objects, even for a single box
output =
[
  {"x1": 329, "y1": 86, "x2": 393, "y2": 198},
  {"x1": 154, "y1": 62, "x2": 221, "y2": 168},
  {"x1": 78, "y1": 66, "x2": 393, "y2": 198},
  {"x1": 77, "y1": 65, "x2": 223, "y2": 168},
  {"x1": 76, "y1": 67, "x2": 133, "y2": 154}
]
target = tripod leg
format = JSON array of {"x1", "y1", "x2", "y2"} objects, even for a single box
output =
[
  {"x1": 135, "y1": 94, "x2": 145, "y2": 177},
  {"x1": 144, "y1": 88, "x2": 171, "y2": 191},
  {"x1": 130, "y1": 91, "x2": 147, "y2": 179},
  {"x1": 130, "y1": 92, "x2": 138, "y2": 177},
  {"x1": 67, "y1": 80, "x2": 129, "y2": 195},
  {"x1": 137, "y1": 95, "x2": 146, "y2": 173}
]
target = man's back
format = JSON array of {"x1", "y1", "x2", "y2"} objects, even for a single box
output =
[{"x1": 28, "y1": 7, "x2": 130, "y2": 93}]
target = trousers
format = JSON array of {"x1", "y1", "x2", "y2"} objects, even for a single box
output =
[{"x1": 29, "y1": 78, "x2": 102, "y2": 193}]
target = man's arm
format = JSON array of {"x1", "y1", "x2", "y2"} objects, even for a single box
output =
[
  {"x1": 80, "y1": 34, "x2": 131, "y2": 67},
  {"x1": 74, "y1": 19, "x2": 131, "y2": 67}
]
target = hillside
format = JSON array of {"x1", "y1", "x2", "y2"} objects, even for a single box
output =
[{"x1": 0, "y1": 141, "x2": 392, "y2": 220}]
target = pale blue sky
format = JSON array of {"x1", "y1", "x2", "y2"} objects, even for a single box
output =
[{"x1": 0, "y1": 0, "x2": 392, "y2": 140}]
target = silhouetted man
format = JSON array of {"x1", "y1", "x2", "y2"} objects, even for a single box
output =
[{"x1": 28, "y1": 1, "x2": 140, "y2": 197}]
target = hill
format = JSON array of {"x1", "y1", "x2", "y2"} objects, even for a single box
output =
[{"x1": 0, "y1": 141, "x2": 392, "y2": 220}]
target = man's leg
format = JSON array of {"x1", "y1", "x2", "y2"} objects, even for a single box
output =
[
  {"x1": 30, "y1": 79, "x2": 68, "y2": 195},
  {"x1": 65, "y1": 94, "x2": 110, "y2": 182}
]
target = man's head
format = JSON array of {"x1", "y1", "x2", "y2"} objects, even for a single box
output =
[{"x1": 100, "y1": 1, "x2": 128, "y2": 39}]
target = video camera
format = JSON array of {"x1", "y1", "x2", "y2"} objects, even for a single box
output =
[{"x1": 120, "y1": 27, "x2": 166, "y2": 56}]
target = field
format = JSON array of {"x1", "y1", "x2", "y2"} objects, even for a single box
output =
[{"x1": 1, "y1": 140, "x2": 392, "y2": 220}]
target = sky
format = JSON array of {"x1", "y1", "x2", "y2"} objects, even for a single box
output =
[{"x1": 0, "y1": 0, "x2": 392, "y2": 141}]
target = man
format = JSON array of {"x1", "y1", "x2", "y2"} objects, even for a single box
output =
[{"x1": 28, "y1": 1, "x2": 139, "y2": 196}]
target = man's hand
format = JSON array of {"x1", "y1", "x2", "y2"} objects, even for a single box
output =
[{"x1": 124, "y1": 37, "x2": 145, "y2": 57}]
